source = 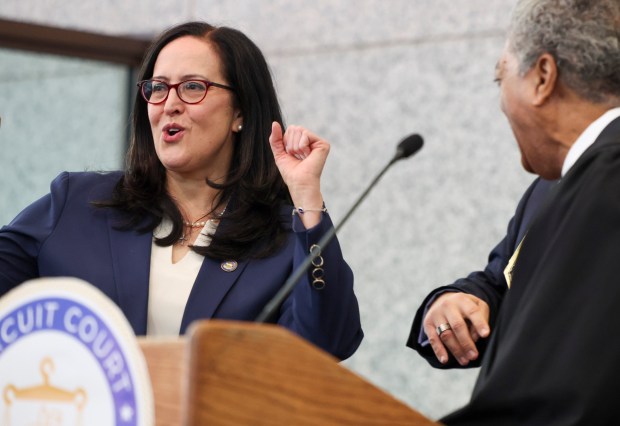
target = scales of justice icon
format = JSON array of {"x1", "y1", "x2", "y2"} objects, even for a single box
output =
[{"x1": 3, "y1": 356, "x2": 87, "y2": 426}]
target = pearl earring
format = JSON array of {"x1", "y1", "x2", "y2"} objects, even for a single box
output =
[{"x1": 238, "y1": 124, "x2": 243, "y2": 131}]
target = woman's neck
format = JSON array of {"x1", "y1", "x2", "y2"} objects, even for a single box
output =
[{"x1": 166, "y1": 173, "x2": 224, "y2": 222}]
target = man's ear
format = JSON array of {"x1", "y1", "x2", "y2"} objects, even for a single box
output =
[{"x1": 532, "y1": 53, "x2": 558, "y2": 106}]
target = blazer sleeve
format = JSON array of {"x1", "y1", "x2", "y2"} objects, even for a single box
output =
[
  {"x1": 276, "y1": 212, "x2": 363, "y2": 361},
  {"x1": 0, "y1": 172, "x2": 71, "y2": 295},
  {"x1": 406, "y1": 177, "x2": 552, "y2": 368}
]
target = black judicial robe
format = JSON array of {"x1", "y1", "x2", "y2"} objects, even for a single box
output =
[{"x1": 442, "y1": 116, "x2": 620, "y2": 425}]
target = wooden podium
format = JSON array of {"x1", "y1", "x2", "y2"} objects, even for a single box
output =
[{"x1": 139, "y1": 320, "x2": 438, "y2": 425}]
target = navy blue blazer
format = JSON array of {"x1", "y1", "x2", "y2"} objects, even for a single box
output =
[
  {"x1": 0, "y1": 172, "x2": 363, "y2": 360},
  {"x1": 407, "y1": 177, "x2": 554, "y2": 368}
]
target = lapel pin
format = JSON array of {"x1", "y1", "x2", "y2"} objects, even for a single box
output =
[{"x1": 220, "y1": 260, "x2": 238, "y2": 272}]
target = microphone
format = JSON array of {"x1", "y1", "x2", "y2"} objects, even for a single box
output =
[
  {"x1": 392, "y1": 133, "x2": 423, "y2": 163},
  {"x1": 255, "y1": 133, "x2": 424, "y2": 323}
]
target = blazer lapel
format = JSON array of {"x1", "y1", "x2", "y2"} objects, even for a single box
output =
[
  {"x1": 179, "y1": 256, "x2": 249, "y2": 333},
  {"x1": 107, "y1": 212, "x2": 153, "y2": 335}
]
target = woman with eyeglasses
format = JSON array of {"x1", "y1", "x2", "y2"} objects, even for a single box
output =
[{"x1": 0, "y1": 21, "x2": 363, "y2": 360}]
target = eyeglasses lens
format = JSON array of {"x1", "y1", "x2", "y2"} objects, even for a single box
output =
[{"x1": 179, "y1": 81, "x2": 207, "y2": 103}]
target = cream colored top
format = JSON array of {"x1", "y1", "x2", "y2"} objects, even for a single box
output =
[{"x1": 146, "y1": 218, "x2": 216, "y2": 336}]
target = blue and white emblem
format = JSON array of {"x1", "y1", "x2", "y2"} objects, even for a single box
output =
[{"x1": 0, "y1": 277, "x2": 153, "y2": 425}]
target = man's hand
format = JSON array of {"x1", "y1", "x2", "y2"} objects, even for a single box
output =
[{"x1": 423, "y1": 292, "x2": 490, "y2": 366}]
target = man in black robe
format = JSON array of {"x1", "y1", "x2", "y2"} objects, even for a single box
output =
[{"x1": 421, "y1": 0, "x2": 620, "y2": 424}]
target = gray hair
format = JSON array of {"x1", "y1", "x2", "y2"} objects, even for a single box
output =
[{"x1": 508, "y1": 0, "x2": 620, "y2": 104}]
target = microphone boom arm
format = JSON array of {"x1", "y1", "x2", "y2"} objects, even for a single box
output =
[{"x1": 255, "y1": 134, "x2": 423, "y2": 323}]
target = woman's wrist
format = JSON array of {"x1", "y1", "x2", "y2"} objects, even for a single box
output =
[{"x1": 290, "y1": 191, "x2": 324, "y2": 229}]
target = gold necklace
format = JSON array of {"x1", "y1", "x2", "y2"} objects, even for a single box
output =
[{"x1": 178, "y1": 206, "x2": 227, "y2": 245}]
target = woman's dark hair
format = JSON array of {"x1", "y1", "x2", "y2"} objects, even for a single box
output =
[{"x1": 102, "y1": 21, "x2": 291, "y2": 260}]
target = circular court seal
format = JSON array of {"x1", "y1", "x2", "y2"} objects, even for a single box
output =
[{"x1": 0, "y1": 277, "x2": 153, "y2": 425}]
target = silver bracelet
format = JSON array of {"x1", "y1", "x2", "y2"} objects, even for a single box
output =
[{"x1": 292, "y1": 206, "x2": 328, "y2": 216}]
